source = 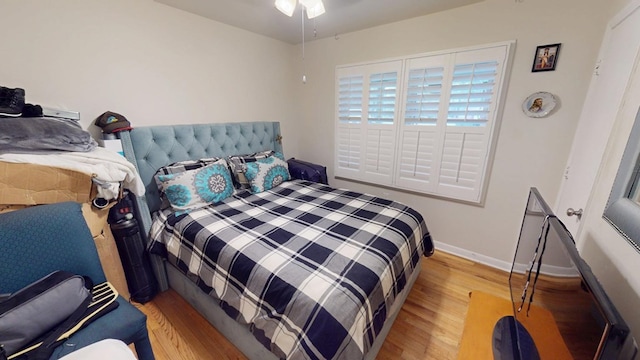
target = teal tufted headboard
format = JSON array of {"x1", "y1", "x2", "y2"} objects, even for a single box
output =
[{"x1": 121, "y1": 122, "x2": 282, "y2": 215}]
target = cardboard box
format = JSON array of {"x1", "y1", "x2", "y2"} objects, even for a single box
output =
[
  {"x1": 0, "y1": 162, "x2": 94, "y2": 205},
  {"x1": 83, "y1": 203, "x2": 130, "y2": 299},
  {"x1": 0, "y1": 162, "x2": 129, "y2": 297}
]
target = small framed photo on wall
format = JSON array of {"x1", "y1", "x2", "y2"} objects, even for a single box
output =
[{"x1": 531, "y1": 43, "x2": 561, "y2": 72}]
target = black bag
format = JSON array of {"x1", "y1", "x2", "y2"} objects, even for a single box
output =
[
  {"x1": 287, "y1": 158, "x2": 328, "y2": 185},
  {"x1": 0, "y1": 271, "x2": 119, "y2": 360}
]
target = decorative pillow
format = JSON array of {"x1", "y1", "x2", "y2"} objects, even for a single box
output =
[
  {"x1": 227, "y1": 150, "x2": 275, "y2": 189},
  {"x1": 156, "y1": 159, "x2": 234, "y2": 214},
  {"x1": 153, "y1": 157, "x2": 223, "y2": 191},
  {"x1": 244, "y1": 152, "x2": 291, "y2": 193}
]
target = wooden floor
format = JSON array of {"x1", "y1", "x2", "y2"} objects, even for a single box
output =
[{"x1": 131, "y1": 251, "x2": 511, "y2": 360}]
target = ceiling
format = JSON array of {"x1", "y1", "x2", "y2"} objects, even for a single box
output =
[{"x1": 154, "y1": 0, "x2": 484, "y2": 44}]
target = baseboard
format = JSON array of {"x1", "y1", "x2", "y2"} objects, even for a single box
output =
[{"x1": 434, "y1": 241, "x2": 513, "y2": 272}]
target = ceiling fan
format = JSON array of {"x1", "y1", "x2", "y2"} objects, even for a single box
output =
[{"x1": 275, "y1": 0, "x2": 326, "y2": 19}]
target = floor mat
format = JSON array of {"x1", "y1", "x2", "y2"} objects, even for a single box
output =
[{"x1": 457, "y1": 291, "x2": 572, "y2": 360}]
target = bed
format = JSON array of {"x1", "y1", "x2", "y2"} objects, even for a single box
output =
[{"x1": 120, "y1": 121, "x2": 434, "y2": 360}]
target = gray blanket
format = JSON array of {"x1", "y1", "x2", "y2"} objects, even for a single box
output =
[{"x1": 0, "y1": 117, "x2": 97, "y2": 153}]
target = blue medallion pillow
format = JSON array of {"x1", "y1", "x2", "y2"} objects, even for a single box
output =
[
  {"x1": 156, "y1": 159, "x2": 234, "y2": 214},
  {"x1": 153, "y1": 157, "x2": 225, "y2": 209},
  {"x1": 244, "y1": 152, "x2": 291, "y2": 193}
]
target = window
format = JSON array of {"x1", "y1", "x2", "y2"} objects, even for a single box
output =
[{"x1": 335, "y1": 42, "x2": 514, "y2": 203}]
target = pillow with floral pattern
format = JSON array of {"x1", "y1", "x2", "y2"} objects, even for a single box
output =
[
  {"x1": 156, "y1": 159, "x2": 234, "y2": 214},
  {"x1": 244, "y1": 152, "x2": 291, "y2": 193},
  {"x1": 153, "y1": 157, "x2": 226, "y2": 209}
]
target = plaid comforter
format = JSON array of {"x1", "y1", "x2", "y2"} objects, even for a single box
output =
[{"x1": 148, "y1": 180, "x2": 433, "y2": 359}]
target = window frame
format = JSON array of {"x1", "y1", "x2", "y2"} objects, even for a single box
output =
[{"x1": 334, "y1": 41, "x2": 515, "y2": 204}]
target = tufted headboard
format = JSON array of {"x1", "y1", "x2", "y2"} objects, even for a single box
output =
[
  {"x1": 121, "y1": 122, "x2": 282, "y2": 214},
  {"x1": 120, "y1": 121, "x2": 282, "y2": 231}
]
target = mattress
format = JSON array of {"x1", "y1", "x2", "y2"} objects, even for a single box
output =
[{"x1": 148, "y1": 180, "x2": 433, "y2": 359}]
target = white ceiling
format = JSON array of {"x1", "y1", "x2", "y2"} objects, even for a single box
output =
[{"x1": 154, "y1": 0, "x2": 484, "y2": 44}]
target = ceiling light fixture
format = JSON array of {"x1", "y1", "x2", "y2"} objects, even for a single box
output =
[{"x1": 275, "y1": 0, "x2": 325, "y2": 19}]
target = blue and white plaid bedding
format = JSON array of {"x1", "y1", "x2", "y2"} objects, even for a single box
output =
[{"x1": 148, "y1": 180, "x2": 433, "y2": 359}]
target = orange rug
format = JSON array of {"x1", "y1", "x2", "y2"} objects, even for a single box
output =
[{"x1": 457, "y1": 291, "x2": 572, "y2": 360}]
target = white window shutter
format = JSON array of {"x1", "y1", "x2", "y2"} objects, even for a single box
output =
[
  {"x1": 335, "y1": 61, "x2": 402, "y2": 182},
  {"x1": 396, "y1": 128, "x2": 438, "y2": 190},
  {"x1": 396, "y1": 54, "x2": 449, "y2": 191},
  {"x1": 335, "y1": 69, "x2": 364, "y2": 178},
  {"x1": 338, "y1": 75, "x2": 364, "y2": 124},
  {"x1": 364, "y1": 63, "x2": 401, "y2": 182},
  {"x1": 446, "y1": 61, "x2": 498, "y2": 127},
  {"x1": 335, "y1": 42, "x2": 513, "y2": 204},
  {"x1": 336, "y1": 125, "x2": 362, "y2": 176},
  {"x1": 436, "y1": 46, "x2": 509, "y2": 202},
  {"x1": 368, "y1": 71, "x2": 398, "y2": 125},
  {"x1": 437, "y1": 130, "x2": 486, "y2": 199},
  {"x1": 364, "y1": 126, "x2": 395, "y2": 182},
  {"x1": 403, "y1": 56, "x2": 447, "y2": 126}
]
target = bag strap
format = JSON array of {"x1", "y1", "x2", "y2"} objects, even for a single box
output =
[
  {"x1": 25, "y1": 294, "x2": 92, "y2": 360},
  {"x1": 9, "y1": 282, "x2": 119, "y2": 360}
]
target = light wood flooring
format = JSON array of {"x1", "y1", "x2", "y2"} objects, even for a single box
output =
[{"x1": 131, "y1": 251, "x2": 511, "y2": 360}]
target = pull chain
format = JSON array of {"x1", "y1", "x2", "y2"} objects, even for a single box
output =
[{"x1": 301, "y1": 8, "x2": 306, "y2": 84}]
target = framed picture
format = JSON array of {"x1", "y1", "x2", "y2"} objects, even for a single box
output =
[{"x1": 531, "y1": 43, "x2": 561, "y2": 72}]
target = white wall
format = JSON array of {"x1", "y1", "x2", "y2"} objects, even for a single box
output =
[
  {"x1": 0, "y1": 0, "x2": 301, "y2": 156},
  {"x1": 295, "y1": 0, "x2": 613, "y2": 267}
]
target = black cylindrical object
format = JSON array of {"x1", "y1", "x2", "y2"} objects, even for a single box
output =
[{"x1": 110, "y1": 218, "x2": 157, "y2": 303}]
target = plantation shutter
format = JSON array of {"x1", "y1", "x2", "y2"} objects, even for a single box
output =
[
  {"x1": 335, "y1": 61, "x2": 402, "y2": 182},
  {"x1": 335, "y1": 69, "x2": 364, "y2": 178},
  {"x1": 335, "y1": 42, "x2": 512, "y2": 203},
  {"x1": 396, "y1": 54, "x2": 449, "y2": 191},
  {"x1": 436, "y1": 46, "x2": 508, "y2": 202},
  {"x1": 365, "y1": 63, "x2": 401, "y2": 183}
]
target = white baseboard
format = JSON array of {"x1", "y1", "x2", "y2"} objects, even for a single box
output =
[
  {"x1": 433, "y1": 242, "x2": 580, "y2": 277},
  {"x1": 433, "y1": 241, "x2": 513, "y2": 272}
]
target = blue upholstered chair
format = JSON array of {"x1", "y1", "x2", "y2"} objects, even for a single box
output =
[{"x1": 0, "y1": 202, "x2": 154, "y2": 360}]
